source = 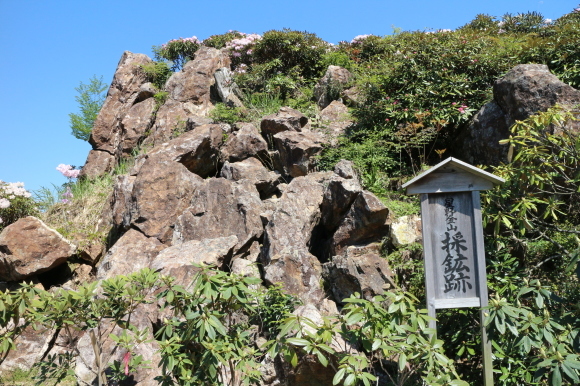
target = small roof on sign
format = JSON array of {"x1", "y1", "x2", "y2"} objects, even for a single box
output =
[{"x1": 402, "y1": 157, "x2": 505, "y2": 195}]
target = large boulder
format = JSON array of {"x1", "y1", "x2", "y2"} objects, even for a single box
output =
[
  {"x1": 165, "y1": 46, "x2": 230, "y2": 105},
  {"x1": 260, "y1": 107, "x2": 310, "y2": 137},
  {"x1": 456, "y1": 64, "x2": 580, "y2": 165},
  {"x1": 172, "y1": 178, "x2": 264, "y2": 255},
  {"x1": 273, "y1": 131, "x2": 326, "y2": 177},
  {"x1": 0, "y1": 217, "x2": 76, "y2": 281},
  {"x1": 260, "y1": 172, "x2": 332, "y2": 304},
  {"x1": 314, "y1": 66, "x2": 353, "y2": 109},
  {"x1": 220, "y1": 122, "x2": 268, "y2": 163}
]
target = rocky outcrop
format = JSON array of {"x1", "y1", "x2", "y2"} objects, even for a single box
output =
[
  {"x1": 329, "y1": 191, "x2": 390, "y2": 258},
  {"x1": 261, "y1": 107, "x2": 310, "y2": 137},
  {"x1": 323, "y1": 243, "x2": 394, "y2": 305},
  {"x1": 316, "y1": 101, "x2": 353, "y2": 145},
  {"x1": 260, "y1": 173, "x2": 331, "y2": 304},
  {"x1": 220, "y1": 157, "x2": 281, "y2": 198},
  {"x1": 273, "y1": 131, "x2": 326, "y2": 177},
  {"x1": 130, "y1": 155, "x2": 204, "y2": 243},
  {"x1": 220, "y1": 122, "x2": 268, "y2": 162},
  {"x1": 314, "y1": 66, "x2": 353, "y2": 109},
  {"x1": 173, "y1": 178, "x2": 264, "y2": 255},
  {"x1": 89, "y1": 51, "x2": 152, "y2": 154},
  {"x1": 0, "y1": 217, "x2": 76, "y2": 281},
  {"x1": 456, "y1": 64, "x2": 580, "y2": 165}
]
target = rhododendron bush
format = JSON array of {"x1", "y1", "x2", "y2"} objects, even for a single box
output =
[{"x1": 0, "y1": 180, "x2": 37, "y2": 230}]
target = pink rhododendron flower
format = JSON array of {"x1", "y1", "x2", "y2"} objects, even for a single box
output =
[{"x1": 57, "y1": 164, "x2": 81, "y2": 179}]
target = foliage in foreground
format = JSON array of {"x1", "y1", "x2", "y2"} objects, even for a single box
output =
[{"x1": 1, "y1": 266, "x2": 466, "y2": 386}]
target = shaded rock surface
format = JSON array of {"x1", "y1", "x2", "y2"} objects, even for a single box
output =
[
  {"x1": 273, "y1": 130, "x2": 326, "y2": 177},
  {"x1": 323, "y1": 243, "x2": 394, "y2": 305},
  {"x1": 0, "y1": 217, "x2": 76, "y2": 281},
  {"x1": 261, "y1": 107, "x2": 310, "y2": 137}
]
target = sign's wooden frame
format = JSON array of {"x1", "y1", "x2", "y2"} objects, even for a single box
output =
[{"x1": 403, "y1": 157, "x2": 505, "y2": 386}]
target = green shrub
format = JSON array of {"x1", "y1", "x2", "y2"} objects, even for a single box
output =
[
  {"x1": 0, "y1": 181, "x2": 37, "y2": 231},
  {"x1": 252, "y1": 29, "x2": 328, "y2": 81},
  {"x1": 153, "y1": 36, "x2": 202, "y2": 71},
  {"x1": 140, "y1": 61, "x2": 172, "y2": 90},
  {"x1": 69, "y1": 75, "x2": 107, "y2": 142},
  {"x1": 209, "y1": 103, "x2": 246, "y2": 125},
  {"x1": 203, "y1": 30, "x2": 244, "y2": 49}
]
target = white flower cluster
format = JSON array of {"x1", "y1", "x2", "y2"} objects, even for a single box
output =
[
  {"x1": 0, "y1": 180, "x2": 32, "y2": 224},
  {"x1": 425, "y1": 29, "x2": 453, "y2": 34},
  {"x1": 226, "y1": 33, "x2": 262, "y2": 58},
  {"x1": 351, "y1": 34, "x2": 372, "y2": 43}
]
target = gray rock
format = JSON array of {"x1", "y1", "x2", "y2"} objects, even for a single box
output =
[
  {"x1": 214, "y1": 67, "x2": 244, "y2": 108},
  {"x1": 314, "y1": 66, "x2": 353, "y2": 109},
  {"x1": 315, "y1": 101, "x2": 353, "y2": 145},
  {"x1": 150, "y1": 236, "x2": 238, "y2": 287},
  {"x1": 97, "y1": 229, "x2": 164, "y2": 280},
  {"x1": 456, "y1": 64, "x2": 580, "y2": 165}
]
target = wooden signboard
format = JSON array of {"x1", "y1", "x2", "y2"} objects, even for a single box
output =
[{"x1": 403, "y1": 157, "x2": 504, "y2": 386}]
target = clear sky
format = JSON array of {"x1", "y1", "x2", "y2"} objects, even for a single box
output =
[{"x1": 0, "y1": 0, "x2": 576, "y2": 193}]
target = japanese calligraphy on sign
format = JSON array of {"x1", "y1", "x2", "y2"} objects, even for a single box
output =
[
  {"x1": 441, "y1": 197, "x2": 472, "y2": 294},
  {"x1": 425, "y1": 192, "x2": 479, "y2": 306}
]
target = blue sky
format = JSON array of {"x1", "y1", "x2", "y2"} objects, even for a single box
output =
[{"x1": 0, "y1": 0, "x2": 576, "y2": 193}]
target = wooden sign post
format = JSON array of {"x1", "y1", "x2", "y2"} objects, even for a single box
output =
[{"x1": 402, "y1": 157, "x2": 504, "y2": 386}]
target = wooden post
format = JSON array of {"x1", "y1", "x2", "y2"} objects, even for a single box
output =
[{"x1": 403, "y1": 158, "x2": 504, "y2": 386}]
